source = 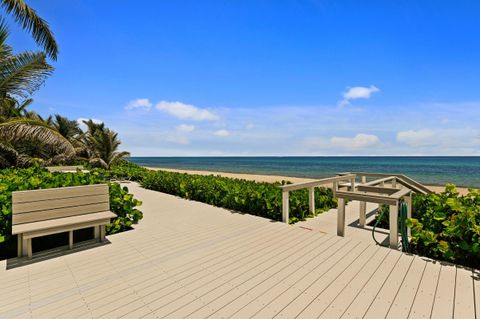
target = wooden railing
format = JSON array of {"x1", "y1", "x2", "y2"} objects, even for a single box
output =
[
  {"x1": 279, "y1": 172, "x2": 427, "y2": 249},
  {"x1": 337, "y1": 172, "x2": 432, "y2": 194},
  {"x1": 278, "y1": 174, "x2": 356, "y2": 223}
]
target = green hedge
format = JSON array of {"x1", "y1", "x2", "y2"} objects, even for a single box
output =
[
  {"x1": 140, "y1": 169, "x2": 337, "y2": 223},
  {"x1": 372, "y1": 184, "x2": 480, "y2": 268},
  {"x1": 0, "y1": 166, "x2": 143, "y2": 244},
  {"x1": 407, "y1": 184, "x2": 480, "y2": 268}
]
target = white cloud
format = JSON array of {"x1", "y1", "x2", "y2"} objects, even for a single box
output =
[
  {"x1": 176, "y1": 124, "x2": 195, "y2": 132},
  {"x1": 397, "y1": 129, "x2": 436, "y2": 147},
  {"x1": 156, "y1": 101, "x2": 219, "y2": 121},
  {"x1": 77, "y1": 118, "x2": 103, "y2": 131},
  {"x1": 338, "y1": 85, "x2": 380, "y2": 107},
  {"x1": 330, "y1": 133, "x2": 380, "y2": 149},
  {"x1": 125, "y1": 98, "x2": 152, "y2": 111},
  {"x1": 306, "y1": 133, "x2": 380, "y2": 150},
  {"x1": 213, "y1": 129, "x2": 230, "y2": 137}
]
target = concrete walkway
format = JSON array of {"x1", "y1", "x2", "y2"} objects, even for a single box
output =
[{"x1": 0, "y1": 183, "x2": 478, "y2": 318}]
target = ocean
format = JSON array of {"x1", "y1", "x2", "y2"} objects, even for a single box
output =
[{"x1": 128, "y1": 156, "x2": 480, "y2": 188}]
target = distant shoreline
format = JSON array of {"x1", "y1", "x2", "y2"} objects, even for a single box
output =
[{"x1": 143, "y1": 166, "x2": 472, "y2": 195}]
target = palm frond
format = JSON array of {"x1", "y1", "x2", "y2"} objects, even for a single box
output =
[
  {"x1": 89, "y1": 157, "x2": 108, "y2": 169},
  {"x1": 0, "y1": 140, "x2": 17, "y2": 167},
  {"x1": 0, "y1": 118, "x2": 74, "y2": 155},
  {"x1": 1, "y1": 0, "x2": 58, "y2": 60},
  {"x1": 0, "y1": 51, "x2": 53, "y2": 98}
]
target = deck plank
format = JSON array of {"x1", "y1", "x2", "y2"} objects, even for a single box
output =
[
  {"x1": 0, "y1": 183, "x2": 478, "y2": 319},
  {"x1": 454, "y1": 266, "x2": 475, "y2": 319},
  {"x1": 297, "y1": 244, "x2": 381, "y2": 318},
  {"x1": 385, "y1": 256, "x2": 427, "y2": 319},
  {"x1": 319, "y1": 247, "x2": 391, "y2": 319},
  {"x1": 430, "y1": 263, "x2": 457, "y2": 319},
  {"x1": 408, "y1": 260, "x2": 441, "y2": 319},
  {"x1": 362, "y1": 252, "x2": 415, "y2": 318},
  {"x1": 264, "y1": 242, "x2": 370, "y2": 318}
]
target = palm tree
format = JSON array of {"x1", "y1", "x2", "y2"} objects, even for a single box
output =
[
  {"x1": 0, "y1": 21, "x2": 53, "y2": 103},
  {"x1": 0, "y1": 118, "x2": 75, "y2": 168},
  {"x1": 52, "y1": 114, "x2": 81, "y2": 141},
  {"x1": 0, "y1": 97, "x2": 31, "y2": 120},
  {"x1": 0, "y1": 20, "x2": 64, "y2": 168},
  {"x1": 86, "y1": 127, "x2": 130, "y2": 169},
  {"x1": 1, "y1": 0, "x2": 58, "y2": 60}
]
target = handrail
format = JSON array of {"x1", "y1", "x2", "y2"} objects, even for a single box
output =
[
  {"x1": 279, "y1": 174, "x2": 356, "y2": 192},
  {"x1": 338, "y1": 172, "x2": 432, "y2": 194},
  {"x1": 390, "y1": 188, "x2": 412, "y2": 199},
  {"x1": 278, "y1": 174, "x2": 356, "y2": 223}
]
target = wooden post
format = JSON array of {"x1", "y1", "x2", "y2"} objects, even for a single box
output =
[
  {"x1": 308, "y1": 187, "x2": 315, "y2": 215},
  {"x1": 69, "y1": 231, "x2": 74, "y2": 249},
  {"x1": 17, "y1": 234, "x2": 22, "y2": 258},
  {"x1": 378, "y1": 181, "x2": 385, "y2": 211},
  {"x1": 359, "y1": 201, "x2": 366, "y2": 227},
  {"x1": 389, "y1": 202, "x2": 399, "y2": 249},
  {"x1": 332, "y1": 182, "x2": 337, "y2": 196},
  {"x1": 282, "y1": 191, "x2": 289, "y2": 223},
  {"x1": 392, "y1": 177, "x2": 397, "y2": 188},
  {"x1": 350, "y1": 177, "x2": 356, "y2": 191},
  {"x1": 405, "y1": 195, "x2": 412, "y2": 237},
  {"x1": 337, "y1": 198, "x2": 346, "y2": 237},
  {"x1": 359, "y1": 176, "x2": 367, "y2": 227}
]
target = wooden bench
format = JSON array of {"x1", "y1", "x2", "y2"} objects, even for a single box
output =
[
  {"x1": 46, "y1": 165, "x2": 89, "y2": 173},
  {"x1": 12, "y1": 184, "x2": 116, "y2": 258}
]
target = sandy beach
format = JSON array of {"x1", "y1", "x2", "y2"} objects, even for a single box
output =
[{"x1": 145, "y1": 167, "x2": 472, "y2": 195}]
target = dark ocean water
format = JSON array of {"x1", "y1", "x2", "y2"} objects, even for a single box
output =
[{"x1": 128, "y1": 157, "x2": 480, "y2": 187}]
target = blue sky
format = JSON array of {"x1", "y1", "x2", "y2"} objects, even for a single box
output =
[{"x1": 7, "y1": 0, "x2": 480, "y2": 155}]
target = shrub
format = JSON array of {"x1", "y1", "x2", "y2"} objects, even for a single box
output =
[
  {"x1": 140, "y1": 169, "x2": 337, "y2": 223},
  {"x1": 0, "y1": 166, "x2": 143, "y2": 244},
  {"x1": 89, "y1": 159, "x2": 149, "y2": 182},
  {"x1": 407, "y1": 184, "x2": 480, "y2": 268}
]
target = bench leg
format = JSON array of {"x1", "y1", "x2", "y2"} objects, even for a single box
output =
[
  {"x1": 22, "y1": 238, "x2": 32, "y2": 258},
  {"x1": 21, "y1": 237, "x2": 28, "y2": 257},
  {"x1": 99, "y1": 225, "x2": 106, "y2": 242},
  {"x1": 69, "y1": 231, "x2": 73, "y2": 249},
  {"x1": 17, "y1": 234, "x2": 23, "y2": 257},
  {"x1": 94, "y1": 225, "x2": 100, "y2": 241}
]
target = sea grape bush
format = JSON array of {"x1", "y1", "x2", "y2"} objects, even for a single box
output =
[
  {"x1": 140, "y1": 169, "x2": 337, "y2": 223},
  {"x1": 371, "y1": 184, "x2": 480, "y2": 268},
  {"x1": 0, "y1": 166, "x2": 143, "y2": 243},
  {"x1": 101, "y1": 160, "x2": 148, "y2": 182},
  {"x1": 407, "y1": 184, "x2": 480, "y2": 268},
  {"x1": 107, "y1": 182, "x2": 143, "y2": 233}
]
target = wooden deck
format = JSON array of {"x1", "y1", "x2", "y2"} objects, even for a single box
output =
[{"x1": 0, "y1": 183, "x2": 479, "y2": 318}]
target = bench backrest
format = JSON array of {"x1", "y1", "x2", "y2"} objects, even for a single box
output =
[
  {"x1": 46, "y1": 166, "x2": 83, "y2": 172},
  {"x1": 12, "y1": 184, "x2": 110, "y2": 225}
]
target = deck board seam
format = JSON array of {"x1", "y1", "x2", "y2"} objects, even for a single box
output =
[
  {"x1": 184, "y1": 233, "x2": 338, "y2": 318},
  {"x1": 360, "y1": 252, "x2": 411, "y2": 318},
  {"x1": 318, "y1": 248, "x2": 393, "y2": 318},
  {"x1": 265, "y1": 240, "x2": 360, "y2": 318},
  {"x1": 293, "y1": 244, "x2": 377, "y2": 318},
  {"x1": 150, "y1": 227, "x2": 317, "y2": 318}
]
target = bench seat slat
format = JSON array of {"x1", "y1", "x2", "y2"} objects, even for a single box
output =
[
  {"x1": 13, "y1": 202, "x2": 110, "y2": 225},
  {"x1": 12, "y1": 211, "x2": 116, "y2": 236},
  {"x1": 13, "y1": 184, "x2": 108, "y2": 203},
  {"x1": 13, "y1": 194, "x2": 109, "y2": 214}
]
